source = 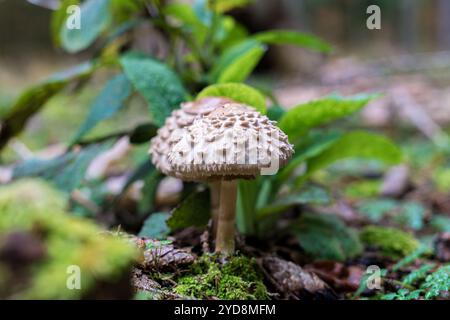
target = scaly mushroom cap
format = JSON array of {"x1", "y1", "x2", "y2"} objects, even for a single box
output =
[
  {"x1": 167, "y1": 103, "x2": 294, "y2": 181},
  {"x1": 149, "y1": 97, "x2": 233, "y2": 176}
]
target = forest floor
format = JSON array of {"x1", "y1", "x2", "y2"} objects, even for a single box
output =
[{"x1": 1, "y1": 54, "x2": 450, "y2": 300}]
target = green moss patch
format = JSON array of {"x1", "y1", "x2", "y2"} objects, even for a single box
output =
[
  {"x1": 174, "y1": 254, "x2": 269, "y2": 300},
  {"x1": 360, "y1": 226, "x2": 419, "y2": 258}
]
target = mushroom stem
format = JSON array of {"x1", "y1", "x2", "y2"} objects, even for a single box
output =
[
  {"x1": 215, "y1": 180, "x2": 238, "y2": 255},
  {"x1": 209, "y1": 181, "x2": 221, "y2": 237}
]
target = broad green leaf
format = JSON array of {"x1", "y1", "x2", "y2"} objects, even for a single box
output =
[
  {"x1": 292, "y1": 213, "x2": 363, "y2": 261},
  {"x1": 430, "y1": 215, "x2": 450, "y2": 232},
  {"x1": 139, "y1": 168, "x2": 162, "y2": 214},
  {"x1": 0, "y1": 82, "x2": 65, "y2": 150},
  {"x1": 213, "y1": 0, "x2": 254, "y2": 12},
  {"x1": 193, "y1": 0, "x2": 213, "y2": 26},
  {"x1": 110, "y1": 0, "x2": 144, "y2": 24},
  {"x1": 51, "y1": 0, "x2": 79, "y2": 46},
  {"x1": 120, "y1": 52, "x2": 188, "y2": 126},
  {"x1": 209, "y1": 39, "x2": 265, "y2": 83},
  {"x1": 357, "y1": 199, "x2": 398, "y2": 222},
  {"x1": 276, "y1": 131, "x2": 341, "y2": 185},
  {"x1": 128, "y1": 123, "x2": 158, "y2": 144},
  {"x1": 0, "y1": 62, "x2": 94, "y2": 150},
  {"x1": 139, "y1": 213, "x2": 170, "y2": 239},
  {"x1": 13, "y1": 142, "x2": 111, "y2": 193},
  {"x1": 253, "y1": 30, "x2": 332, "y2": 53},
  {"x1": 71, "y1": 74, "x2": 132, "y2": 144},
  {"x1": 197, "y1": 83, "x2": 266, "y2": 114},
  {"x1": 257, "y1": 186, "x2": 330, "y2": 218},
  {"x1": 214, "y1": 16, "x2": 248, "y2": 50},
  {"x1": 279, "y1": 94, "x2": 375, "y2": 141},
  {"x1": 267, "y1": 105, "x2": 286, "y2": 121},
  {"x1": 297, "y1": 131, "x2": 402, "y2": 185},
  {"x1": 217, "y1": 44, "x2": 266, "y2": 83},
  {"x1": 236, "y1": 179, "x2": 260, "y2": 235},
  {"x1": 167, "y1": 189, "x2": 210, "y2": 231},
  {"x1": 118, "y1": 159, "x2": 161, "y2": 215},
  {"x1": 164, "y1": 3, "x2": 207, "y2": 43},
  {"x1": 395, "y1": 201, "x2": 425, "y2": 231},
  {"x1": 60, "y1": 0, "x2": 112, "y2": 53}
]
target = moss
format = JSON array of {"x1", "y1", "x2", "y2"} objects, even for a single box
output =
[
  {"x1": 174, "y1": 254, "x2": 268, "y2": 300},
  {"x1": 0, "y1": 179, "x2": 139, "y2": 299},
  {"x1": 360, "y1": 226, "x2": 419, "y2": 258},
  {"x1": 344, "y1": 180, "x2": 380, "y2": 199}
]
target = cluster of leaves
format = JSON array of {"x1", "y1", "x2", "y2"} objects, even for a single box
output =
[
  {"x1": 352, "y1": 247, "x2": 450, "y2": 300},
  {"x1": 1, "y1": 0, "x2": 402, "y2": 262},
  {"x1": 383, "y1": 258, "x2": 450, "y2": 300}
]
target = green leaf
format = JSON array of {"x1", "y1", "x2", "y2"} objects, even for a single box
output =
[
  {"x1": 129, "y1": 123, "x2": 159, "y2": 144},
  {"x1": 163, "y1": 3, "x2": 207, "y2": 43},
  {"x1": 430, "y1": 215, "x2": 450, "y2": 232},
  {"x1": 120, "y1": 52, "x2": 188, "y2": 127},
  {"x1": 139, "y1": 169, "x2": 162, "y2": 214},
  {"x1": 253, "y1": 30, "x2": 332, "y2": 53},
  {"x1": 392, "y1": 245, "x2": 431, "y2": 272},
  {"x1": 395, "y1": 201, "x2": 425, "y2": 231},
  {"x1": 297, "y1": 131, "x2": 402, "y2": 185},
  {"x1": 13, "y1": 142, "x2": 111, "y2": 193},
  {"x1": 217, "y1": 44, "x2": 266, "y2": 83},
  {"x1": 279, "y1": 94, "x2": 375, "y2": 141},
  {"x1": 139, "y1": 213, "x2": 171, "y2": 239},
  {"x1": 71, "y1": 74, "x2": 132, "y2": 144},
  {"x1": 357, "y1": 199, "x2": 398, "y2": 222},
  {"x1": 167, "y1": 189, "x2": 210, "y2": 231},
  {"x1": 214, "y1": 16, "x2": 248, "y2": 50},
  {"x1": 0, "y1": 62, "x2": 94, "y2": 150},
  {"x1": 197, "y1": 83, "x2": 266, "y2": 114},
  {"x1": 257, "y1": 186, "x2": 330, "y2": 218},
  {"x1": 213, "y1": 0, "x2": 254, "y2": 12},
  {"x1": 209, "y1": 39, "x2": 265, "y2": 83},
  {"x1": 267, "y1": 105, "x2": 285, "y2": 121},
  {"x1": 51, "y1": 0, "x2": 79, "y2": 46},
  {"x1": 292, "y1": 213, "x2": 363, "y2": 261},
  {"x1": 403, "y1": 264, "x2": 435, "y2": 285},
  {"x1": 421, "y1": 265, "x2": 450, "y2": 299},
  {"x1": 60, "y1": 0, "x2": 112, "y2": 53},
  {"x1": 276, "y1": 131, "x2": 341, "y2": 185},
  {"x1": 236, "y1": 179, "x2": 260, "y2": 235},
  {"x1": 193, "y1": 0, "x2": 213, "y2": 26},
  {"x1": 119, "y1": 159, "x2": 161, "y2": 215}
]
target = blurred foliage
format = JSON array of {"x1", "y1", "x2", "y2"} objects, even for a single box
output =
[
  {"x1": 292, "y1": 213, "x2": 362, "y2": 261},
  {"x1": 0, "y1": 179, "x2": 138, "y2": 299}
]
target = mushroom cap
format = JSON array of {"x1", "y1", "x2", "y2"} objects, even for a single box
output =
[
  {"x1": 167, "y1": 103, "x2": 294, "y2": 181},
  {"x1": 149, "y1": 97, "x2": 234, "y2": 177}
]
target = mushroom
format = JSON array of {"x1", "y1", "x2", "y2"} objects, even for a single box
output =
[
  {"x1": 149, "y1": 97, "x2": 233, "y2": 235},
  {"x1": 168, "y1": 103, "x2": 294, "y2": 254}
]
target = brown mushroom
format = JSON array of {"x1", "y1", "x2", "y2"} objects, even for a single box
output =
[
  {"x1": 149, "y1": 97, "x2": 233, "y2": 235},
  {"x1": 168, "y1": 103, "x2": 294, "y2": 254}
]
